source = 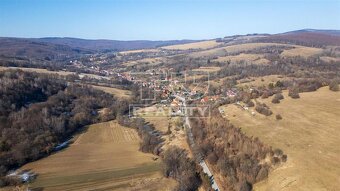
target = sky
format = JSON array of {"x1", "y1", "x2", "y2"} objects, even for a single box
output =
[{"x1": 0, "y1": 0, "x2": 340, "y2": 40}]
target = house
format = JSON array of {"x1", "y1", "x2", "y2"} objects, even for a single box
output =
[{"x1": 200, "y1": 96, "x2": 209, "y2": 103}]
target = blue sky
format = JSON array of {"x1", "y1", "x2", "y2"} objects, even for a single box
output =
[{"x1": 0, "y1": 0, "x2": 339, "y2": 40}]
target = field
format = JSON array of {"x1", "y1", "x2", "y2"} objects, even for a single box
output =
[
  {"x1": 320, "y1": 56, "x2": 340, "y2": 63},
  {"x1": 220, "y1": 87, "x2": 340, "y2": 191},
  {"x1": 19, "y1": 121, "x2": 176, "y2": 191},
  {"x1": 215, "y1": 53, "x2": 269, "y2": 65},
  {"x1": 281, "y1": 46, "x2": 323, "y2": 58},
  {"x1": 189, "y1": 42, "x2": 292, "y2": 58},
  {"x1": 140, "y1": 105, "x2": 192, "y2": 157},
  {"x1": 0, "y1": 66, "x2": 110, "y2": 80},
  {"x1": 0, "y1": 66, "x2": 74, "y2": 76},
  {"x1": 162, "y1": 40, "x2": 221, "y2": 50},
  {"x1": 192, "y1": 66, "x2": 221, "y2": 72},
  {"x1": 119, "y1": 48, "x2": 159, "y2": 55},
  {"x1": 236, "y1": 75, "x2": 290, "y2": 88},
  {"x1": 90, "y1": 85, "x2": 132, "y2": 99},
  {"x1": 122, "y1": 57, "x2": 164, "y2": 67}
]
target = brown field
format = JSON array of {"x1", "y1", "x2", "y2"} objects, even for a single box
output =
[
  {"x1": 0, "y1": 66, "x2": 110, "y2": 80},
  {"x1": 189, "y1": 42, "x2": 292, "y2": 58},
  {"x1": 192, "y1": 66, "x2": 221, "y2": 72},
  {"x1": 220, "y1": 87, "x2": 340, "y2": 191},
  {"x1": 162, "y1": 40, "x2": 222, "y2": 50},
  {"x1": 119, "y1": 49, "x2": 159, "y2": 55},
  {"x1": 236, "y1": 75, "x2": 289, "y2": 88},
  {"x1": 141, "y1": 106, "x2": 192, "y2": 157},
  {"x1": 19, "y1": 121, "x2": 176, "y2": 191},
  {"x1": 215, "y1": 53, "x2": 270, "y2": 65},
  {"x1": 223, "y1": 43, "x2": 292, "y2": 53},
  {"x1": 122, "y1": 57, "x2": 164, "y2": 67},
  {"x1": 0, "y1": 66, "x2": 73, "y2": 76},
  {"x1": 320, "y1": 56, "x2": 340, "y2": 63},
  {"x1": 90, "y1": 85, "x2": 132, "y2": 99},
  {"x1": 281, "y1": 46, "x2": 323, "y2": 58}
]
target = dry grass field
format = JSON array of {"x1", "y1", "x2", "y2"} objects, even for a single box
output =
[
  {"x1": 122, "y1": 57, "x2": 164, "y2": 67},
  {"x1": 220, "y1": 87, "x2": 340, "y2": 191},
  {"x1": 119, "y1": 49, "x2": 159, "y2": 55},
  {"x1": 162, "y1": 40, "x2": 222, "y2": 50},
  {"x1": 189, "y1": 42, "x2": 292, "y2": 58},
  {"x1": 223, "y1": 43, "x2": 291, "y2": 53},
  {"x1": 320, "y1": 56, "x2": 340, "y2": 63},
  {"x1": 0, "y1": 66, "x2": 74, "y2": 76},
  {"x1": 192, "y1": 66, "x2": 221, "y2": 72},
  {"x1": 215, "y1": 53, "x2": 270, "y2": 65},
  {"x1": 90, "y1": 85, "x2": 132, "y2": 99},
  {"x1": 0, "y1": 66, "x2": 110, "y2": 80},
  {"x1": 19, "y1": 121, "x2": 176, "y2": 191},
  {"x1": 140, "y1": 106, "x2": 192, "y2": 157},
  {"x1": 281, "y1": 46, "x2": 323, "y2": 58},
  {"x1": 236, "y1": 75, "x2": 290, "y2": 88}
]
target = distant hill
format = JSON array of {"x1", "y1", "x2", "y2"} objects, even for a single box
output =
[
  {"x1": 255, "y1": 29, "x2": 340, "y2": 46},
  {"x1": 0, "y1": 37, "x2": 197, "y2": 62},
  {"x1": 0, "y1": 37, "x2": 92, "y2": 61},
  {"x1": 35, "y1": 37, "x2": 198, "y2": 52}
]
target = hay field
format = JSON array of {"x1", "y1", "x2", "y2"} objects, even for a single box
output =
[
  {"x1": 119, "y1": 49, "x2": 159, "y2": 55},
  {"x1": 143, "y1": 106, "x2": 192, "y2": 157},
  {"x1": 0, "y1": 66, "x2": 110, "y2": 80},
  {"x1": 20, "y1": 121, "x2": 175, "y2": 191},
  {"x1": 90, "y1": 85, "x2": 132, "y2": 99},
  {"x1": 215, "y1": 53, "x2": 270, "y2": 65},
  {"x1": 0, "y1": 66, "x2": 73, "y2": 76},
  {"x1": 162, "y1": 40, "x2": 221, "y2": 50},
  {"x1": 236, "y1": 75, "x2": 289, "y2": 88},
  {"x1": 320, "y1": 56, "x2": 340, "y2": 63},
  {"x1": 223, "y1": 43, "x2": 291, "y2": 53},
  {"x1": 192, "y1": 66, "x2": 221, "y2": 72},
  {"x1": 122, "y1": 57, "x2": 164, "y2": 67},
  {"x1": 281, "y1": 46, "x2": 323, "y2": 58},
  {"x1": 220, "y1": 87, "x2": 340, "y2": 191},
  {"x1": 189, "y1": 42, "x2": 291, "y2": 58}
]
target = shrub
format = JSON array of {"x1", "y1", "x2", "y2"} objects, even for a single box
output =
[
  {"x1": 288, "y1": 88, "x2": 300, "y2": 99},
  {"x1": 247, "y1": 100, "x2": 255, "y2": 107},
  {"x1": 329, "y1": 81, "x2": 339, "y2": 92},
  {"x1": 276, "y1": 114, "x2": 282, "y2": 120},
  {"x1": 255, "y1": 103, "x2": 273, "y2": 116},
  {"x1": 274, "y1": 93, "x2": 284, "y2": 100},
  {"x1": 272, "y1": 97, "x2": 280, "y2": 104},
  {"x1": 256, "y1": 167, "x2": 269, "y2": 182}
]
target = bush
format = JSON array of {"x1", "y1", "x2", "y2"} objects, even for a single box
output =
[
  {"x1": 329, "y1": 81, "x2": 339, "y2": 92},
  {"x1": 272, "y1": 97, "x2": 280, "y2": 104},
  {"x1": 246, "y1": 100, "x2": 255, "y2": 107},
  {"x1": 276, "y1": 114, "x2": 282, "y2": 120},
  {"x1": 255, "y1": 103, "x2": 273, "y2": 116},
  {"x1": 288, "y1": 88, "x2": 300, "y2": 99},
  {"x1": 274, "y1": 93, "x2": 284, "y2": 100},
  {"x1": 256, "y1": 167, "x2": 269, "y2": 182}
]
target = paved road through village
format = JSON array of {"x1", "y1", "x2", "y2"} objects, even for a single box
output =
[{"x1": 176, "y1": 95, "x2": 221, "y2": 191}]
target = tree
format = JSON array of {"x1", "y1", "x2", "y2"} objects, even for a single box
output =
[{"x1": 329, "y1": 81, "x2": 339, "y2": 91}]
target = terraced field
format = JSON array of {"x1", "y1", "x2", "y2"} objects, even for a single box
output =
[{"x1": 20, "y1": 121, "x2": 176, "y2": 191}]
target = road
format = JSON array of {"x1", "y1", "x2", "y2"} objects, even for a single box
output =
[{"x1": 176, "y1": 95, "x2": 221, "y2": 191}]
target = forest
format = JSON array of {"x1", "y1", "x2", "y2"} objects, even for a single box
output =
[{"x1": 0, "y1": 70, "x2": 129, "y2": 186}]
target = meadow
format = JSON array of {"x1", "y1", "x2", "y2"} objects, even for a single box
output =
[
  {"x1": 220, "y1": 87, "x2": 340, "y2": 191},
  {"x1": 19, "y1": 121, "x2": 176, "y2": 191}
]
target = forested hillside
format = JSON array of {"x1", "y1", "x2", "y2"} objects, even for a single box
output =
[{"x1": 0, "y1": 70, "x2": 129, "y2": 186}]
